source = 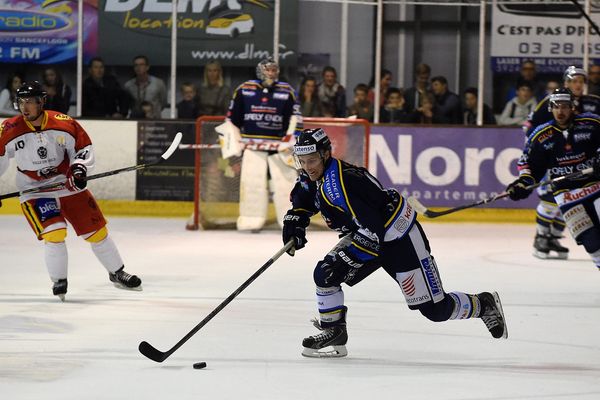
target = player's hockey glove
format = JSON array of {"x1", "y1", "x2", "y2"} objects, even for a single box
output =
[
  {"x1": 324, "y1": 232, "x2": 379, "y2": 286},
  {"x1": 506, "y1": 175, "x2": 535, "y2": 201},
  {"x1": 282, "y1": 209, "x2": 311, "y2": 255},
  {"x1": 65, "y1": 164, "x2": 87, "y2": 191}
]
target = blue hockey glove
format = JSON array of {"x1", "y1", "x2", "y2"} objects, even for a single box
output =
[
  {"x1": 506, "y1": 175, "x2": 534, "y2": 201},
  {"x1": 66, "y1": 164, "x2": 87, "y2": 191},
  {"x1": 282, "y1": 209, "x2": 310, "y2": 255}
]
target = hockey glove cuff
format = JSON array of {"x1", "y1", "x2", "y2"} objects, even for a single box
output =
[
  {"x1": 506, "y1": 175, "x2": 534, "y2": 201},
  {"x1": 282, "y1": 209, "x2": 311, "y2": 255},
  {"x1": 66, "y1": 164, "x2": 87, "y2": 192}
]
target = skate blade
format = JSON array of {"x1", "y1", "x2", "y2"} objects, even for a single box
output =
[
  {"x1": 56, "y1": 294, "x2": 65, "y2": 302},
  {"x1": 112, "y1": 282, "x2": 143, "y2": 291},
  {"x1": 491, "y1": 291, "x2": 508, "y2": 339},
  {"x1": 302, "y1": 345, "x2": 347, "y2": 358},
  {"x1": 533, "y1": 250, "x2": 568, "y2": 260}
]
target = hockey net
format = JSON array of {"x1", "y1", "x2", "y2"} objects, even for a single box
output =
[{"x1": 186, "y1": 117, "x2": 370, "y2": 230}]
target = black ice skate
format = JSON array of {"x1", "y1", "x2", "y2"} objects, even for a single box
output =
[
  {"x1": 52, "y1": 279, "x2": 68, "y2": 302},
  {"x1": 302, "y1": 319, "x2": 348, "y2": 358},
  {"x1": 533, "y1": 234, "x2": 569, "y2": 260},
  {"x1": 109, "y1": 266, "x2": 142, "y2": 291},
  {"x1": 478, "y1": 292, "x2": 508, "y2": 339}
]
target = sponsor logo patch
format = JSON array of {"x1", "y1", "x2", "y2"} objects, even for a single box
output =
[{"x1": 34, "y1": 198, "x2": 60, "y2": 222}]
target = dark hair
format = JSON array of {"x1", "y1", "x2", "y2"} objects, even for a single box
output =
[
  {"x1": 322, "y1": 66, "x2": 337, "y2": 77},
  {"x1": 516, "y1": 78, "x2": 533, "y2": 90},
  {"x1": 463, "y1": 87, "x2": 478, "y2": 97},
  {"x1": 42, "y1": 67, "x2": 64, "y2": 89},
  {"x1": 415, "y1": 63, "x2": 431, "y2": 75},
  {"x1": 88, "y1": 57, "x2": 104, "y2": 68},
  {"x1": 521, "y1": 59, "x2": 536, "y2": 68},
  {"x1": 354, "y1": 83, "x2": 369, "y2": 94},
  {"x1": 299, "y1": 76, "x2": 319, "y2": 103},
  {"x1": 385, "y1": 87, "x2": 403, "y2": 99},
  {"x1": 431, "y1": 76, "x2": 448, "y2": 85},
  {"x1": 133, "y1": 55, "x2": 149, "y2": 65},
  {"x1": 369, "y1": 69, "x2": 392, "y2": 88},
  {"x1": 5, "y1": 72, "x2": 24, "y2": 93}
]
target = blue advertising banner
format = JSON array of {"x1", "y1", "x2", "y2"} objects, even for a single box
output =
[
  {"x1": 0, "y1": 0, "x2": 97, "y2": 64},
  {"x1": 369, "y1": 125, "x2": 538, "y2": 209}
]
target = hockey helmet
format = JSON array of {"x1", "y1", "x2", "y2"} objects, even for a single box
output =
[
  {"x1": 563, "y1": 65, "x2": 587, "y2": 82},
  {"x1": 294, "y1": 128, "x2": 332, "y2": 157},
  {"x1": 256, "y1": 57, "x2": 279, "y2": 85},
  {"x1": 14, "y1": 81, "x2": 47, "y2": 109},
  {"x1": 548, "y1": 87, "x2": 574, "y2": 111}
]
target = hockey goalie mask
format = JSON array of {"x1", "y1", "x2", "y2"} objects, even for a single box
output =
[
  {"x1": 294, "y1": 128, "x2": 332, "y2": 180},
  {"x1": 256, "y1": 57, "x2": 279, "y2": 87},
  {"x1": 15, "y1": 81, "x2": 47, "y2": 121}
]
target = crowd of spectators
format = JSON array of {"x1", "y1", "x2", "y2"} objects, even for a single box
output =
[{"x1": 2, "y1": 57, "x2": 591, "y2": 127}]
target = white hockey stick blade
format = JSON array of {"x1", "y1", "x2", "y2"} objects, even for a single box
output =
[
  {"x1": 407, "y1": 196, "x2": 428, "y2": 214},
  {"x1": 161, "y1": 132, "x2": 183, "y2": 161}
]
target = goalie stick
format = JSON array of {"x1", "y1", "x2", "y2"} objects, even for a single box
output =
[
  {"x1": 0, "y1": 132, "x2": 182, "y2": 201},
  {"x1": 138, "y1": 240, "x2": 294, "y2": 363},
  {"x1": 409, "y1": 167, "x2": 594, "y2": 218}
]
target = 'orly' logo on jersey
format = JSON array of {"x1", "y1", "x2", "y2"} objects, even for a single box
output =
[{"x1": 37, "y1": 147, "x2": 48, "y2": 159}]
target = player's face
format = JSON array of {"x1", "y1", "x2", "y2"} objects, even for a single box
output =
[
  {"x1": 18, "y1": 97, "x2": 44, "y2": 122},
  {"x1": 297, "y1": 153, "x2": 325, "y2": 181},
  {"x1": 566, "y1": 76, "x2": 585, "y2": 97},
  {"x1": 551, "y1": 102, "x2": 574, "y2": 126}
]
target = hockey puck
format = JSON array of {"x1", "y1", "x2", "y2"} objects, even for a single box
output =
[{"x1": 193, "y1": 362, "x2": 207, "y2": 369}]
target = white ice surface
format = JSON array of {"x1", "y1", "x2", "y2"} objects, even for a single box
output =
[{"x1": 1, "y1": 216, "x2": 599, "y2": 400}]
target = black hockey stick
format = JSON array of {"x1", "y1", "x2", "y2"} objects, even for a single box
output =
[
  {"x1": 408, "y1": 167, "x2": 593, "y2": 218},
  {"x1": 0, "y1": 132, "x2": 182, "y2": 201},
  {"x1": 138, "y1": 240, "x2": 294, "y2": 363}
]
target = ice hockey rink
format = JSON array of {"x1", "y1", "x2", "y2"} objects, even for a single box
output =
[{"x1": 1, "y1": 215, "x2": 599, "y2": 400}]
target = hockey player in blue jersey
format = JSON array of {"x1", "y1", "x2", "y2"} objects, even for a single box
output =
[
  {"x1": 523, "y1": 66, "x2": 600, "y2": 259},
  {"x1": 508, "y1": 87, "x2": 600, "y2": 271},
  {"x1": 224, "y1": 57, "x2": 303, "y2": 231},
  {"x1": 282, "y1": 128, "x2": 508, "y2": 358}
]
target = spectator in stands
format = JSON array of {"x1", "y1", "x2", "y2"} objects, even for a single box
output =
[
  {"x1": 545, "y1": 79, "x2": 560, "y2": 96},
  {"x1": 83, "y1": 57, "x2": 130, "y2": 118},
  {"x1": 347, "y1": 83, "x2": 373, "y2": 121},
  {"x1": 431, "y1": 75, "x2": 462, "y2": 124},
  {"x1": 404, "y1": 63, "x2": 433, "y2": 112},
  {"x1": 379, "y1": 87, "x2": 418, "y2": 123},
  {"x1": 299, "y1": 76, "x2": 324, "y2": 117},
  {"x1": 124, "y1": 55, "x2": 167, "y2": 119},
  {"x1": 140, "y1": 101, "x2": 154, "y2": 119},
  {"x1": 0, "y1": 72, "x2": 23, "y2": 116},
  {"x1": 505, "y1": 60, "x2": 546, "y2": 102},
  {"x1": 497, "y1": 79, "x2": 536, "y2": 126},
  {"x1": 588, "y1": 64, "x2": 600, "y2": 96},
  {"x1": 42, "y1": 67, "x2": 71, "y2": 114},
  {"x1": 198, "y1": 61, "x2": 230, "y2": 116},
  {"x1": 177, "y1": 82, "x2": 201, "y2": 119},
  {"x1": 416, "y1": 92, "x2": 436, "y2": 124},
  {"x1": 317, "y1": 66, "x2": 347, "y2": 117},
  {"x1": 462, "y1": 87, "x2": 496, "y2": 125},
  {"x1": 368, "y1": 69, "x2": 393, "y2": 107}
]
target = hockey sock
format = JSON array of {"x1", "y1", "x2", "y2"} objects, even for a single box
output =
[
  {"x1": 316, "y1": 286, "x2": 346, "y2": 326},
  {"x1": 44, "y1": 241, "x2": 68, "y2": 282},
  {"x1": 589, "y1": 248, "x2": 600, "y2": 269},
  {"x1": 448, "y1": 292, "x2": 481, "y2": 319},
  {"x1": 90, "y1": 236, "x2": 124, "y2": 273}
]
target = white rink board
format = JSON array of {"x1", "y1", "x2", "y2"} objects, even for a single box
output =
[{"x1": 0, "y1": 217, "x2": 599, "y2": 400}]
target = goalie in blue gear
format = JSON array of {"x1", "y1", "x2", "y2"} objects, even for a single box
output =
[{"x1": 283, "y1": 128, "x2": 508, "y2": 358}]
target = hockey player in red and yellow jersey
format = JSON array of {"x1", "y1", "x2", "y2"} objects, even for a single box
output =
[{"x1": 0, "y1": 81, "x2": 141, "y2": 300}]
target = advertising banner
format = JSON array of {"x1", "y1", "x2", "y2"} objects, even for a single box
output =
[
  {"x1": 369, "y1": 125, "x2": 537, "y2": 209},
  {"x1": 491, "y1": 2, "x2": 600, "y2": 73},
  {"x1": 0, "y1": 0, "x2": 97, "y2": 64},
  {"x1": 98, "y1": 0, "x2": 298, "y2": 66}
]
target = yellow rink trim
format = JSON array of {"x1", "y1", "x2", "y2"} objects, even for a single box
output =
[{"x1": 0, "y1": 198, "x2": 536, "y2": 223}]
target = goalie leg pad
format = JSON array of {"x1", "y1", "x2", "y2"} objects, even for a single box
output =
[
  {"x1": 267, "y1": 154, "x2": 298, "y2": 228},
  {"x1": 237, "y1": 149, "x2": 269, "y2": 231}
]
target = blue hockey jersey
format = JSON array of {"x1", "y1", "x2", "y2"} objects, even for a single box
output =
[{"x1": 227, "y1": 79, "x2": 303, "y2": 140}]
